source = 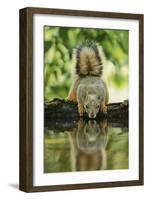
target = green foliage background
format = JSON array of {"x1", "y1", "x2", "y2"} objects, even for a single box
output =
[{"x1": 44, "y1": 26, "x2": 128, "y2": 101}]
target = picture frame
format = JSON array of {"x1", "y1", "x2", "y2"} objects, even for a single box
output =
[{"x1": 19, "y1": 7, "x2": 144, "y2": 192}]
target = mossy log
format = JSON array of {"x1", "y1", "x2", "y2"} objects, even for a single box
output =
[{"x1": 44, "y1": 99, "x2": 128, "y2": 128}]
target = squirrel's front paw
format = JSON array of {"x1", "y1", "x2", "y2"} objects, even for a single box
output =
[
  {"x1": 78, "y1": 104, "x2": 85, "y2": 117},
  {"x1": 79, "y1": 112, "x2": 84, "y2": 117},
  {"x1": 103, "y1": 106, "x2": 107, "y2": 113},
  {"x1": 100, "y1": 103, "x2": 107, "y2": 113}
]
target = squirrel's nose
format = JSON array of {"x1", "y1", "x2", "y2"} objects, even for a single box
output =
[{"x1": 90, "y1": 113, "x2": 95, "y2": 118}]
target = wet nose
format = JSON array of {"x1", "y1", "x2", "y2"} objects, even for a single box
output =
[{"x1": 91, "y1": 113, "x2": 95, "y2": 118}]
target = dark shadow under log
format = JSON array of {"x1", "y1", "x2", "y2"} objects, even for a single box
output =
[{"x1": 44, "y1": 99, "x2": 128, "y2": 129}]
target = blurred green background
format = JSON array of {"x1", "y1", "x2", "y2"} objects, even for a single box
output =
[{"x1": 44, "y1": 26, "x2": 129, "y2": 102}]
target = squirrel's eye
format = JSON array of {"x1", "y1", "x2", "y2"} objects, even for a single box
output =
[{"x1": 86, "y1": 105, "x2": 88, "y2": 109}]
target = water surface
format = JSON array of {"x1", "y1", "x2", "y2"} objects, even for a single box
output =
[{"x1": 44, "y1": 119, "x2": 128, "y2": 173}]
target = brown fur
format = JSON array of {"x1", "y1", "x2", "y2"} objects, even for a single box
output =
[{"x1": 67, "y1": 40, "x2": 109, "y2": 118}]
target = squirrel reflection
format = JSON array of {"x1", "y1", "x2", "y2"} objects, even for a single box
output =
[{"x1": 71, "y1": 119, "x2": 108, "y2": 171}]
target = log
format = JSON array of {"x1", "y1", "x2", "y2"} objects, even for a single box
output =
[{"x1": 44, "y1": 99, "x2": 128, "y2": 129}]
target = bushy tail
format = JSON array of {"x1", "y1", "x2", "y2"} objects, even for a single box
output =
[{"x1": 74, "y1": 40, "x2": 104, "y2": 77}]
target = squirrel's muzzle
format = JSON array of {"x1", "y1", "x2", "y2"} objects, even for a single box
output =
[{"x1": 89, "y1": 113, "x2": 96, "y2": 119}]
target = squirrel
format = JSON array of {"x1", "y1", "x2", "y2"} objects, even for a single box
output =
[{"x1": 67, "y1": 40, "x2": 109, "y2": 119}]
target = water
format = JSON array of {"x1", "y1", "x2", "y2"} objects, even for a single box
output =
[{"x1": 44, "y1": 119, "x2": 128, "y2": 173}]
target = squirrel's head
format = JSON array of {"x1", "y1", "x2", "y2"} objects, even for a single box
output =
[{"x1": 84, "y1": 94, "x2": 101, "y2": 119}]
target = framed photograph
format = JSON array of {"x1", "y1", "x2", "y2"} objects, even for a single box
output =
[{"x1": 19, "y1": 7, "x2": 144, "y2": 192}]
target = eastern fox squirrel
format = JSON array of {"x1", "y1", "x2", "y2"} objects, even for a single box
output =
[{"x1": 67, "y1": 40, "x2": 109, "y2": 118}]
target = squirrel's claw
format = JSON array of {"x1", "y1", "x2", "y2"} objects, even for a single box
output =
[{"x1": 100, "y1": 102, "x2": 107, "y2": 113}]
